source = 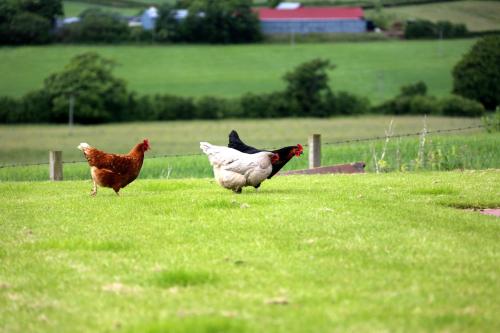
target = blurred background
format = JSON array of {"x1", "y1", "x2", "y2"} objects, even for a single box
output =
[{"x1": 0, "y1": 0, "x2": 499, "y2": 180}]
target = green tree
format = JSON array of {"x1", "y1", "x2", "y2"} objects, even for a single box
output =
[
  {"x1": 163, "y1": 0, "x2": 261, "y2": 43},
  {"x1": 60, "y1": 9, "x2": 130, "y2": 43},
  {"x1": 452, "y1": 35, "x2": 500, "y2": 110},
  {"x1": 43, "y1": 52, "x2": 129, "y2": 123},
  {"x1": 0, "y1": 0, "x2": 59, "y2": 44},
  {"x1": 155, "y1": 3, "x2": 182, "y2": 42},
  {"x1": 19, "y1": 0, "x2": 63, "y2": 25},
  {"x1": 8, "y1": 11, "x2": 51, "y2": 44},
  {"x1": 399, "y1": 81, "x2": 427, "y2": 97},
  {"x1": 267, "y1": 0, "x2": 280, "y2": 8},
  {"x1": 283, "y1": 58, "x2": 335, "y2": 117}
]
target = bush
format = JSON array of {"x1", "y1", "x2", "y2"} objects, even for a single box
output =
[
  {"x1": 8, "y1": 12, "x2": 52, "y2": 44},
  {"x1": 325, "y1": 91, "x2": 370, "y2": 115},
  {"x1": 239, "y1": 92, "x2": 290, "y2": 118},
  {"x1": 58, "y1": 9, "x2": 130, "y2": 43},
  {"x1": 0, "y1": 96, "x2": 22, "y2": 123},
  {"x1": 404, "y1": 20, "x2": 435, "y2": 39},
  {"x1": 265, "y1": 92, "x2": 290, "y2": 118},
  {"x1": 408, "y1": 95, "x2": 440, "y2": 115},
  {"x1": 399, "y1": 81, "x2": 427, "y2": 97},
  {"x1": 240, "y1": 93, "x2": 271, "y2": 118},
  {"x1": 21, "y1": 90, "x2": 52, "y2": 122},
  {"x1": 0, "y1": 91, "x2": 53, "y2": 123},
  {"x1": 129, "y1": 27, "x2": 153, "y2": 43},
  {"x1": 152, "y1": 94, "x2": 196, "y2": 120},
  {"x1": 284, "y1": 58, "x2": 335, "y2": 117},
  {"x1": 373, "y1": 92, "x2": 484, "y2": 117},
  {"x1": 439, "y1": 95, "x2": 485, "y2": 117},
  {"x1": 436, "y1": 21, "x2": 467, "y2": 38},
  {"x1": 452, "y1": 35, "x2": 500, "y2": 110},
  {"x1": 373, "y1": 95, "x2": 438, "y2": 115},
  {"x1": 195, "y1": 96, "x2": 229, "y2": 119},
  {"x1": 0, "y1": 0, "x2": 62, "y2": 45},
  {"x1": 405, "y1": 19, "x2": 468, "y2": 39}
]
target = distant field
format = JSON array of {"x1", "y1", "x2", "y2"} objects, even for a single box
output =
[
  {"x1": 0, "y1": 39, "x2": 475, "y2": 103},
  {"x1": 367, "y1": 1, "x2": 500, "y2": 32},
  {"x1": 63, "y1": 1, "x2": 142, "y2": 17}
]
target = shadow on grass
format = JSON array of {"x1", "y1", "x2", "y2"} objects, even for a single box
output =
[
  {"x1": 33, "y1": 239, "x2": 134, "y2": 252},
  {"x1": 151, "y1": 269, "x2": 217, "y2": 288},
  {"x1": 411, "y1": 186, "x2": 460, "y2": 196}
]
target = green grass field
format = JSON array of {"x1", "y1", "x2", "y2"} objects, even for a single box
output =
[
  {"x1": 1, "y1": 171, "x2": 499, "y2": 332},
  {"x1": 0, "y1": 39, "x2": 475, "y2": 103},
  {"x1": 367, "y1": 1, "x2": 500, "y2": 32}
]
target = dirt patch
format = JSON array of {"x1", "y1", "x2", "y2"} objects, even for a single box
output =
[
  {"x1": 461, "y1": 208, "x2": 500, "y2": 217},
  {"x1": 480, "y1": 209, "x2": 500, "y2": 217}
]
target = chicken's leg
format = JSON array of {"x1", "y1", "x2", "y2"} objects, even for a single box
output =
[{"x1": 90, "y1": 180, "x2": 97, "y2": 196}]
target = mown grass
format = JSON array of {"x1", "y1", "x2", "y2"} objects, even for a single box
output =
[
  {"x1": 0, "y1": 39, "x2": 475, "y2": 103},
  {"x1": 367, "y1": 0, "x2": 500, "y2": 32},
  {"x1": 0, "y1": 171, "x2": 499, "y2": 332}
]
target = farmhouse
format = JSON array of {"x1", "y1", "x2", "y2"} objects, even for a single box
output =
[
  {"x1": 141, "y1": 7, "x2": 159, "y2": 30},
  {"x1": 256, "y1": 6, "x2": 366, "y2": 34}
]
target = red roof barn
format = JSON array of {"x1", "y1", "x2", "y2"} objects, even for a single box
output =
[{"x1": 256, "y1": 7, "x2": 366, "y2": 34}]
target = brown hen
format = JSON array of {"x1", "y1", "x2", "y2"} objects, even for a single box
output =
[{"x1": 77, "y1": 140, "x2": 150, "y2": 196}]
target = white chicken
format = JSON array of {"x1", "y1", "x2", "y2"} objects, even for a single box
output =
[{"x1": 200, "y1": 142, "x2": 278, "y2": 193}]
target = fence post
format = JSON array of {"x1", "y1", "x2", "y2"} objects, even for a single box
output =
[
  {"x1": 308, "y1": 134, "x2": 321, "y2": 169},
  {"x1": 49, "y1": 151, "x2": 63, "y2": 181}
]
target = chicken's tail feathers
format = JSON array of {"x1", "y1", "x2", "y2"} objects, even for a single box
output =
[
  {"x1": 229, "y1": 130, "x2": 240, "y2": 141},
  {"x1": 199, "y1": 142, "x2": 213, "y2": 154},
  {"x1": 228, "y1": 130, "x2": 244, "y2": 146},
  {"x1": 77, "y1": 142, "x2": 91, "y2": 151}
]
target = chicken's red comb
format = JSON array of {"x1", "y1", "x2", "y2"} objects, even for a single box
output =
[{"x1": 297, "y1": 143, "x2": 303, "y2": 151}]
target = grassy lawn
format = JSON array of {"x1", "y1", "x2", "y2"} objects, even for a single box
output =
[
  {"x1": 0, "y1": 171, "x2": 499, "y2": 332},
  {"x1": 0, "y1": 39, "x2": 475, "y2": 103},
  {"x1": 367, "y1": 1, "x2": 500, "y2": 32}
]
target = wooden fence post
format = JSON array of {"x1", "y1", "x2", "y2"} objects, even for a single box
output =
[
  {"x1": 49, "y1": 151, "x2": 63, "y2": 181},
  {"x1": 308, "y1": 134, "x2": 321, "y2": 169}
]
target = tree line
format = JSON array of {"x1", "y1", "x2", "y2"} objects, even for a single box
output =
[{"x1": 0, "y1": 0, "x2": 263, "y2": 45}]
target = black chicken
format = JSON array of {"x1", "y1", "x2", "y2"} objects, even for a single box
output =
[{"x1": 228, "y1": 130, "x2": 303, "y2": 182}]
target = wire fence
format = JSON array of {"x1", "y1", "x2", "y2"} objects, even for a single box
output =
[{"x1": 0, "y1": 124, "x2": 486, "y2": 169}]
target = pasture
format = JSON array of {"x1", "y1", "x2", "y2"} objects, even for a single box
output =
[
  {"x1": 0, "y1": 39, "x2": 475, "y2": 103},
  {"x1": 62, "y1": 2, "x2": 141, "y2": 17},
  {"x1": 367, "y1": 1, "x2": 500, "y2": 32},
  {"x1": 1, "y1": 171, "x2": 499, "y2": 332}
]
